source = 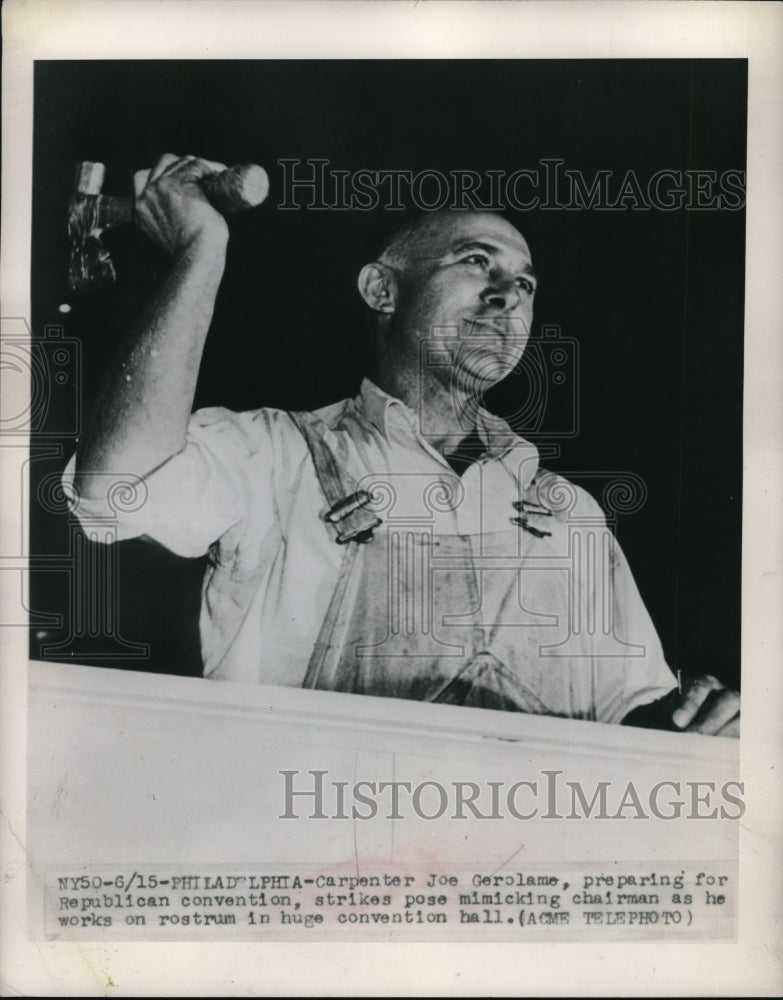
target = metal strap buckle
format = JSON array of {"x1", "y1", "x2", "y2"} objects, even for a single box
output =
[
  {"x1": 510, "y1": 516, "x2": 553, "y2": 539},
  {"x1": 324, "y1": 490, "x2": 382, "y2": 545},
  {"x1": 511, "y1": 498, "x2": 553, "y2": 538},
  {"x1": 512, "y1": 499, "x2": 553, "y2": 517}
]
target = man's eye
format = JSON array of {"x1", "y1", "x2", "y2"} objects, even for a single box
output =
[
  {"x1": 463, "y1": 253, "x2": 490, "y2": 267},
  {"x1": 515, "y1": 277, "x2": 536, "y2": 294}
]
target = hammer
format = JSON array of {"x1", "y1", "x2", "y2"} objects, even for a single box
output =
[{"x1": 67, "y1": 160, "x2": 269, "y2": 293}]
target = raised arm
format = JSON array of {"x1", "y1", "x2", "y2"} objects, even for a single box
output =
[{"x1": 74, "y1": 153, "x2": 230, "y2": 497}]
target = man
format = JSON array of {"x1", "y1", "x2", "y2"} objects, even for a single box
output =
[{"x1": 65, "y1": 153, "x2": 739, "y2": 735}]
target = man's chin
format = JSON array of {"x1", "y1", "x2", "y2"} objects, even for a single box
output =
[
  {"x1": 450, "y1": 362, "x2": 508, "y2": 398},
  {"x1": 454, "y1": 350, "x2": 521, "y2": 391}
]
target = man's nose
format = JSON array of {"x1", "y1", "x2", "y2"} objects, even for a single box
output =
[{"x1": 479, "y1": 275, "x2": 521, "y2": 312}]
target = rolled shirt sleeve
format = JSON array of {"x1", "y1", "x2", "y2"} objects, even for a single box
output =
[{"x1": 62, "y1": 407, "x2": 282, "y2": 558}]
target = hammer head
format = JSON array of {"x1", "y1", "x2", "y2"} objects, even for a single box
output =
[
  {"x1": 66, "y1": 159, "x2": 267, "y2": 293},
  {"x1": 67, "y1": 162, "x2": 129, "y2": 294}
]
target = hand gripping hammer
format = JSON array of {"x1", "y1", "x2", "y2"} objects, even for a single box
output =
[{"x1": 67, "y1": 160, "x2": 269, "y2": 293}]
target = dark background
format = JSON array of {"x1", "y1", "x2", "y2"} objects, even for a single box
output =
[{"x1": 29, "y1": 60, "x2": 745, "y2": 688}]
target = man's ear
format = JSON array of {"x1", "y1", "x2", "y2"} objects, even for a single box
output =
[{"x1": 358, "y1": 262, "x2": 398, "y2": 314}]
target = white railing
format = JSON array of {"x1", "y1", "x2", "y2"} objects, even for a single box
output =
[{"x1": 28, "y1": 660, "x2": 739, "y2": 942}]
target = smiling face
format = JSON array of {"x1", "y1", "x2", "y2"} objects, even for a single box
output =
[{"x1": 367, "y1": 211, "x2": 537, "y2": 396}]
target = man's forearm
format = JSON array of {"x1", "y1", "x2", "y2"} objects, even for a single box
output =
[{"x1": 75, "y1": 233, "x2": 227, "y2": 497}]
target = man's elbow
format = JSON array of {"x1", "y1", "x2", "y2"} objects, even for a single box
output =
[{"x1": 62, "y1": 449, "x2": 149, "y2": 535}]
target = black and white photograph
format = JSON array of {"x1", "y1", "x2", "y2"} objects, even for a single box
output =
[{"x1": 2, "y1": 1, "x2": 781, "y2": 996}]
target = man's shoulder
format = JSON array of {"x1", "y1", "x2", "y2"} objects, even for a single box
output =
[
  {"x1": 188, "y1": 397, "x2": 364, "y2": 467},
  {"x1": 307, "y1": 396, "x2": 355, "y2": 428},
  {"x1": 525, "y1": 467, "x2": 607, "y2": 523},
  {"x1": 188, "y1": 404, "x2": 312, "y2": 458}
]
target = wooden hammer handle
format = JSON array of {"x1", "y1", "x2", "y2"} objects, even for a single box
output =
[
  {"x1": 199, "y1": 164, "x2": 269, "y2": 211},
  {"x1": 68, "y1": 162, "x2": 270, "y2": 293},
  {"x1": 76, "y1": 162, "x2": 269, "y2": 226}
]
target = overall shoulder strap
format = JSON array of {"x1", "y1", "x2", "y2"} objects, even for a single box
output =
[{"x1": 288, "y1": 410, "x2": 382, "y2": 545}]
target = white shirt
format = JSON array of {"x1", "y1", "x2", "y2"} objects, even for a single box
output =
[{"x1": 64, "y1": 378, "x2": 676, "y2": 721}]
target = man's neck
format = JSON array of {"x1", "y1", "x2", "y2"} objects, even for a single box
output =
[{"x1": 370, "y1": 367, "x2": 482, "y2": 457}]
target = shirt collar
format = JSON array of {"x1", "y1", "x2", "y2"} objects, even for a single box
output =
[
  {"x1": 356, "y1": 377, "x2": 540, "y2": 486},
  {"x1": 357, "y1": 377, "x2": 410, "y2": 439}
]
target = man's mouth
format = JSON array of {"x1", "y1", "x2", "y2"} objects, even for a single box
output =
[{"x1": 469, "y1": 315, "x2": 526, "y2": 340}]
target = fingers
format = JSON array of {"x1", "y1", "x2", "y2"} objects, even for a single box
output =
[
  {"x1": 716, "y1": 715, "x2": 740, "y2": 739},
  {"x1": 149, "y1": 152, "x2": 181, "y2": 182},
  {"x1": 132, "y1": 152, "x2": 231, "y2": 257},
  {"x1": 134, "y1": 154, "x2": 177, "y2": 198},
  {"x1": 133, "y1": 168, "x2": 151, "y2": 198},
  {"x1": 686, "y1": 689, "x2": 740, "y2": 736},
  {"x1": 186, "y1": 156, "x2": 229, "y2": 176},
  {"x1": 671, "y1": 675, "x2": 740, "y2": 737},
  {"x1": 671, "y1": 674, "x2": 722, "y2": 729},
  {"x1": 134, "y1": 154, "x2": 229, "y2": 197},
  {"x1": 159, "y1": 154, "x2": 229, "y2": 178}
]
